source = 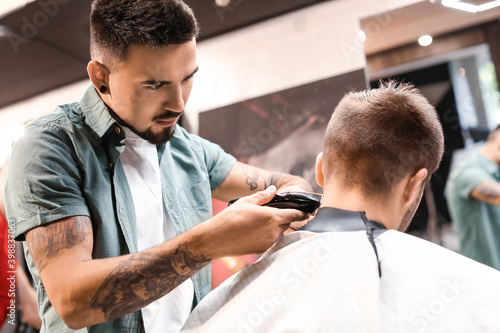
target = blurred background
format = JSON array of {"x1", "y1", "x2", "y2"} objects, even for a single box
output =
[{"x1": 1, "y1": 0, "x2": 499, "y2": 293}]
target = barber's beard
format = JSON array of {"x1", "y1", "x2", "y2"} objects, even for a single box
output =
[
  {"x1": 126, "y1": 123, "x2": 176, "y2": 145},
  {"x1": 107, "y1": 108, "x2": 181, "y2": 145}
]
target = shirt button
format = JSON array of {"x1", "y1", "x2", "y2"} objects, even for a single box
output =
[
  {"x1": 108, "y1": 162, "x2": 113, "y2": 170},
  {"x1": 115, "y1": 126, "x2": 121, "y2": 134}
]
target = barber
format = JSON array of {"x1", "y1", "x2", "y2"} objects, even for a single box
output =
[{"x1": 4, "y1": 1, "x2": 311, "y2": 332}]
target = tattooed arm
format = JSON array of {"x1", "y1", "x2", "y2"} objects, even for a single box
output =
[
  {"x1": 212, "y1": 162, "x2": 313, "y2": 203},
  {"x1": 25, "y1": 215, "x2": 209, "y2": 329},
  {"x1": 470, "y1": 180, "x2": 500, "y2": 205},
  {"x1": 25, "y1": 187, "x2": 306, "y2": 329}
]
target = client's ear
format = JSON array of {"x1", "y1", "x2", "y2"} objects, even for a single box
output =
[
  {"x1": 315, "y1": 152, "x2": 325, "y2": 188},
  {"x1": 403, "y1": 168, "x2": 428, "y2": 205}
]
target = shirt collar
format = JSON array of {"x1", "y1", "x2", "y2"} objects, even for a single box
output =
[
  {"x1": 79, "y1": 83, "x2": 120, "y2": 143},
  {"x1": 123, "y1": 126, "x2": 147, "y2": 146},
  {"x1": 300, "y1": 207, "x2": 387, "y2": 233}
]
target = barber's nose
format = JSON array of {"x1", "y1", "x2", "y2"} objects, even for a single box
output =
[{"x1": 165, "y1": 85, "x2": 185, "y2": 113}]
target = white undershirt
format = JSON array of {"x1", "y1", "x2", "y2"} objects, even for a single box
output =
[{"x1": 120, "y1": 127, "x2": 194, "y2": 333}]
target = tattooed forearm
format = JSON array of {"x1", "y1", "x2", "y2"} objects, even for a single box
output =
[
  {"x1": 234, "y1": 162, "x2": 311, "y2": 192},
  {"x1": 246, "y1": 169, "x2": 260, "y2": 191},
  {"x1": 471, "y1": 181, "x2": 500, "y2": 205},
  {"x1": 264, "y1": 173, "x2": 281, "y2": 189},
  {"x1": 246, "y1": 169, "x2": 285, "y2": 191},
  {"x1": 236, "y1": 162, "x2": 280, "y2": 191},
  {"x1": 90, "y1": 242, "x2": 209, "y2": 321},
  {"x1": 26, "y1": 216, "x2": 91, "y2": 273},
  {"x1": 267, "y1": 172, "x2": 312, "y2": 192}
]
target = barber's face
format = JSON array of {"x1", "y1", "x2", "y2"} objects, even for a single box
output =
[{"x1": 105, "y1": 40, "x2": 198, "y2": 144}]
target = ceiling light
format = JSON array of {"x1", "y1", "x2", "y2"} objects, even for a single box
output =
[
  {"x1": 478, "y1": 0, "x2": 500, "y2": 11},
  {"x1": 441, "y1": 0, "x2": 500, "y2": 13},
  {"x1": 358, "y1": 30, "x2": 366, "y2": 44},
  {"x1": 442, "y1": 0, "x2": 478, "y2": 12},
  {"x1": 418, "y1": 35, "x2": 433, "y2": 46},
  {"x1": 215, "y1": 0, "x2": 231, "y2": 7},
  {"x1": 0, "y1": 0, "x2": 35, "y2": 18}
]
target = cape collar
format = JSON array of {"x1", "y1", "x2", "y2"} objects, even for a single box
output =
[
  {"x1": 300, "y1": 207, "x2": 387, "y2": 233},
  {"x1": 300, "y1": 206, "x2": 388, "y2": 277}
]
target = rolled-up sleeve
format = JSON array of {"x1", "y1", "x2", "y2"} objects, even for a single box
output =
[
  {"x1": 454, "y1": 166, "x2": 492, "y2": 200},
  {"x1": 187, "y1": 130, "x2": 237, "y2": 191},
  {"x1": 5, "y1": 121, "x2": 90, "y2": 241}
]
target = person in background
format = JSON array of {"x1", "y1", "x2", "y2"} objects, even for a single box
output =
[
  {"x1": 4, "y1": 1, "x2": 311, "y2": 332},
  {"x1": 182, "y1": 82, "x2": 500, "y2": 333},
  {"x1": 446, "y1": 125, "x2": 500, "y2": 270}
]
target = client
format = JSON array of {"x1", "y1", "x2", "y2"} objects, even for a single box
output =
[{"x1": 182, "y1": 81, "x2": 500, "y2": 332}]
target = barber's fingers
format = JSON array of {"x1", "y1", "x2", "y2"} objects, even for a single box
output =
[
  {"x1": 236, "y1": 185, "x2": 277, "y2": 206},
  {"x1": 276, "y1": 208, "x2": 310, "y2": 225},
  {"x1": 288, "y1": 215, "x2": 313, "y2": 230}
]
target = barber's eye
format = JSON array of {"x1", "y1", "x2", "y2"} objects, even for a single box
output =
[{"x1": 146, "y1": 85, "x2": 161, "y2": 90}]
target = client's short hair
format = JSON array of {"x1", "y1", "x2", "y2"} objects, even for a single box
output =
[
  {"x1": 323, "y1": 81, "x2": 444, "y2": 195},
  {"x1": 90, "y1": 0, "x2": 199, "y2": 65}
]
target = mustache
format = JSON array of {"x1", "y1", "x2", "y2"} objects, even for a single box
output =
[{"x1": 153, "y1": 110, "x2": 183, "y2": 121}]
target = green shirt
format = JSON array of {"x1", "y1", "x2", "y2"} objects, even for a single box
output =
[
  {"x1": 5, "y1": 84, "x2": 236, "y2": 332},
  {"x1": 445, "y1": 153, "x2": 500, "y2": 270}
]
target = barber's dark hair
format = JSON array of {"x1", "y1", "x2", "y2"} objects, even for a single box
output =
[
  {"x1": 323, "y1": 81, "x2": 444, "y2": 195},
  {"x1": 90, "y1": 0, "x2": 199, "y2": 64}
]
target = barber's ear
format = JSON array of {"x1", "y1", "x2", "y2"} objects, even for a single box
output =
[
  {"x1": 87, "y1": 60, "x2": 110, "y2": 94},
  {"x1": 315, "y1": 152, "x2": 324, "y2": 188},
  {"x1": 404, "y1": 168, "x2": 428, "y2": 204}
]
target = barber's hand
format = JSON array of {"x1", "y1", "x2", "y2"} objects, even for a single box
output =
[
  {"x1": 284, "y1": 213, "x2": 315, "y2": 235},
  {"x1": 195, "y1": 186, "x2": 308, "y2": 259},
  {"x1": 276, "y1": 185, "x2": 316, "y2": 234},
  {"x1": 276, "y1": 185, "x2": 309, "y2": 194}
]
